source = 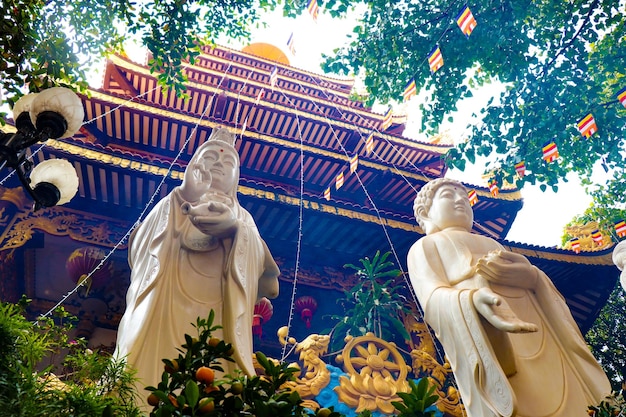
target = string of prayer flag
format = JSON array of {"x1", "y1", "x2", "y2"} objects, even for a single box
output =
[
  {"x1": 255, "y1": 88, "x2": 264, "y2": 106},
  {"x1": 577, "y1": 113, "x2": 597, "y2": 138},
  {"x1": 569, "y1": 238, "x2": 581, "y2": 254},
  {"x1": 488, "y1": 179, "x2": 499, "y2": 197},
  {"x1": 403, "y1": 78, "x2": 417, "y2": 102},
  {"x1": 616, "y1": 220, "x2": 626, "y2": 238},
  {"x1": 365, "y1": 132, "x2": 375, "y2": 154},
  {"x1": 381, "y1": 107, "x2": 393, "y2": 131},
  {"x1": 324, "y1": 187, "x2": 330, "y2": 201},
  {"x1": 542, "y1": 141, "x2": 559, "y2": 163},
  {"x1": 335, "y1": 171, "x2": 344, "y2": 189},
  {"x1": 287, "y1": 33, "x2": 296, "y2": 55},
  {"x1": 468, "y1": 189, "x2": 478, "y2": 206},
  {"x1": 307, "y1": 0, "x2": 319, "y2": 22},
  {"x1": 456, "y1": 5, "x2": 477, "y2": 37},
  {"x1": 617, "y1": 86, "x2": 626, "y2": 108},
  {"x1": 428, "y1": 45, "x2": 444, "y2": 73},
  {"x1": 591, "y1": 229, "x2": 603, "y2": 246},
  {"x1": 269, "y1": 66, "x2": 278, "y2": 89},
  {"x1": 514, "y1": 161, "x2": 526, "y2": 178},
  {"x1": 350, "y1": 154, "x2": 358, "y2": 173}
]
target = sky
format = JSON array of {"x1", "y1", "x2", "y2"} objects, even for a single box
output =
[{"x1": 115, "y1": 6, "x2": 599, "y2": 248}]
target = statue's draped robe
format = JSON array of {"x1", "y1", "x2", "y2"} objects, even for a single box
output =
[
  {"x1": 114, "y1": 190, "x2": 279, "y2": 397},
  {"x1": 408, "y1": 230, "x2": 610, "y2": 417}
]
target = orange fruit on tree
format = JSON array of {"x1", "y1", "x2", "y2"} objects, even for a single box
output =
[
  {"x1": 164, "y1": 359, "x2": 179, "y2": 373},
  {"x1": 204, "y1": 385, "x2": 219, "y2": 395},
  {"x1": 230, "y1": 381, "x2": 244, "y2": 395},
  {"x1": 198, "y1": 397, "x2": 215, "y2": 415},
  {"x1": 147, "y1": 393, "x2": 160, "y2": 407},
  {"x1": 208, "y1": 337, "x2": 221, "y2": 348},
  {"x1": 196, "y1": 366, "x2": 215, "y2": 385}
]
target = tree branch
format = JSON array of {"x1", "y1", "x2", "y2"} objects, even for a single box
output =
[{"x1": 540, "y1": 0, "x2": 600, "y2": 77}]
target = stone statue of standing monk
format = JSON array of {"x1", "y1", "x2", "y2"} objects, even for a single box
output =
[
  {"x1": 114, "y1": 128, "x2": 280, "y2": 407},
  {"x1": 407, "y1": 178, "x2": 610, "y2": 417}
]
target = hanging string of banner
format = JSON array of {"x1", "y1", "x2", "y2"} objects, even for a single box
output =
[{"x1": 286, "y1": 1, "x2": 626, "y2": 253}]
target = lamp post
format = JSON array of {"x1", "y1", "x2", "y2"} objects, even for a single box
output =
[{"x1": 0, "y1": 87, "x2": 84, "y2": 210}]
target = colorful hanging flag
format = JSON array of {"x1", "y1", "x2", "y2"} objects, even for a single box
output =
[
  {"x1": 335, "y1": 171, "x2": 344, "y2": 189},
  {"x1": 617, "y1": 86, "x2": 626, "y2": 108},
  {"x1": 287, "y1": 33, "x2": 296, "y2": 55},
  {"x1": 324, "y1": 187, "x2": 330, "y2": 201},
  {"x1": 577, "y1": 113, "x2": 597, "y2": 138},
  {"x1": 591, "y1": 229, "x2": 603, "y2": 246},
  {"x1": 307, "y1": 0, "x2": 319, "y2": 22},
  {"x1": 468, "y1": 189, "x2": 478, "y2": 206},
  {"x1": 488, "y1": 179, "x2": 499, "y2": 197},
  {"x1": 255, "y1": 88, "x2": 265, "y2": 106},
  {"x1": 456, "y1": 5, "x2": 477, "y2": 37},
  {"x1": 542, "y1": 141, "x2": 559, "y2": 163},
  {"x1": 349, "y1": 154, "x2": 358, "y2": 173},
  {"x1": 616, "y1": 220, "x2": 626, "y2": 238},
  {"x1": 514, "y1": 161, "x2": 526, "y2": 178},
  {"x1": 365, "y1": 132, "x2": 374, "y2": 154},
  {"x1": 269, "y1": 66, "x2": 278, "y2": 89},
  {"x1": 381, "y1": 107, "x2": 393, "y2": 131},
  {"x1": 569, "y1": 238, "x2": 581, "y2": 254},
  {"x1": 428, "y1": 46, "x2": 444, "y2": 73},
  {"x1": 403, "y1": 78, "x2": 417, "y2": 102}
]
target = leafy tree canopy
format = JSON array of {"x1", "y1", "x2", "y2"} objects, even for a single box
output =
[
  {"x1": 316, "y1": 0, "x2": 626, "y2": 229},
  {"x1": 586, "y1": 283, "x2": 626, "y2": 393},
  {"x1": 0, "y1": 0, "x2": 279, "y2": 104}
]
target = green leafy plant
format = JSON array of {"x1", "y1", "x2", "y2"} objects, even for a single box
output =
[
  {"x1": 0, "y1": 0, "x2": 280, "y2": 108},
  {"x1": 146, "y1": 310, "x2": 313, "y2": 417},
  {"x1": 317, "y1": 0, "x2": 626, "y2": 215},
  {"x1": 328, "y1": 250, "x2": 410, "y2": 351},
  {"x1": 0, "y1": 297, "x2": 141, "y2": 416},
  {"x1": 588, "y1": 392, "x2": 625, "y2": 417},
  {"x1": 586, "y1": 283, "x2": 626, "y2": 392},
  {"x1": 391, "y1": 378, "x2": 439, "y2": 417}
]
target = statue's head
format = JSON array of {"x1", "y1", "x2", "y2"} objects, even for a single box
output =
[
  {"x1": 413, "y1": 178, "x2": 473, "y2": 234},
  {"x1": 189, "y1": 128, "x2": 240, "y2": 198}
]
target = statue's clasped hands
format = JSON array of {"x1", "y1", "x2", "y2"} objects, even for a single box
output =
[
  {"x1": 476, "y1": 250, "x2": 538, "y2": 290},
  {"x1": 472, "y1": 250, "x2": 539, "y2": 334},
  {"x1": 181, "y1": 199, "x2": 237, "y2": 237}
]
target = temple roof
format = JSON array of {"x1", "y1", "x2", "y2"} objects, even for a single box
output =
[
  {"x1": 2, "y1": 44, "x2": 617, "y2": 340},
  {"x1": 242, "y1": 42, "x2": 291, "y2": 65}
]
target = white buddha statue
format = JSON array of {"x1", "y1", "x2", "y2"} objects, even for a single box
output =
[
  {"x1": 612, "y1": 240, "x2": 626, "y2": 291},
  {"x1": 114, "y1": 128, "x2": 280, "y2": 406},
  {"x1": 407, "y1": 178, "x2": 610, "y2": 417}
]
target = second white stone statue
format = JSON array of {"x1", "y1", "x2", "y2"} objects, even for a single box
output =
[{"x1": 407, "y1": 178, "x2": 610, "y2": 417}]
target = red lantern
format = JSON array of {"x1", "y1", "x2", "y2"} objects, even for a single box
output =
[
  {"x1": 253, "y1": 297, "x2": 273, "y2": 337},
  {"x1": 295, "y1": 295, "x2": 317, "y2": 329},
  {"x1": 66, "y1": 247, "x2": 113, "y2": 292}
]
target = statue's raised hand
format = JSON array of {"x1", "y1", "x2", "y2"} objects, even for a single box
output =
[{"x1": 180, "y1": 161, "x2": 212, "y2": 203}]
